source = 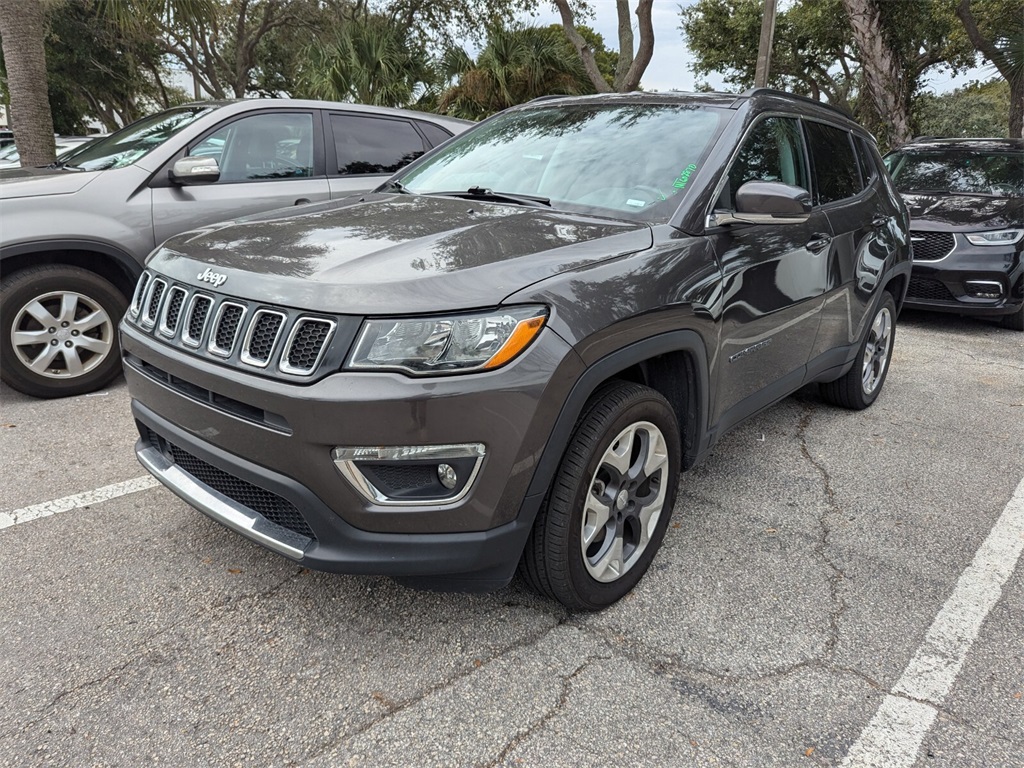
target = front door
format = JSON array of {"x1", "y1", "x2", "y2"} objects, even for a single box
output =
[
  {"x1": 151, "y1": 110, "x2": 330, "y2": 246},
  {"x1": 707, "y1": 115, "x2": 831, "y2": 429}
]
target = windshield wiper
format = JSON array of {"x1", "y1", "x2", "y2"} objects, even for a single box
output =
[
  {"x1": 430, "y1": 187, "x2": 551, "y2": 208},
  {"x1": 41, "y1": 161, "x2": 83, "y2": 171},
  {"x1": 380, "y1": 179, "x2": 412, "y2": 194}
]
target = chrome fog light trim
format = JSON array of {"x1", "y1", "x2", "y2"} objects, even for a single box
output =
[{"x1": 331, "y1": 443, "x2": 485, "y2": 506}]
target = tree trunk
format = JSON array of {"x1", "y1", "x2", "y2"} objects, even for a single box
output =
[
  {"x1": 555, "y1": 0, "x2": 654, "y2": 93},
  {"x1": 553, "y1": 0, "x2": 613, "y2": 93},
  {"x1": 0, "y1": 0, "x2": 55, "y2": 166},
  {"x1": 841, "y1": 0, "x2": 913, "y2": 146}
]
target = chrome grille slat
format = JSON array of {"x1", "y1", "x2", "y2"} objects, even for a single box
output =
[
  {"x1": 181, "y1": 294, "x2": 214, "y2": 348},
  {"x1": 207, "y1": 302, "x2": 247, "y2": 357},
  {"x1": 241, "y1": 309, "x2": 287, "y2": 368},
  {"x1": 158, "y1": 287, "x2": 188, "y2": 338},
  {"x1": 280, "y1": 318, "x2": 336, "y2": 376},
  {"x1": 130, "y1": 273, "x2": 151, "y2": 317},
  {"x1": 141, "y1": 279, "x2": 167, "y2": 328}
]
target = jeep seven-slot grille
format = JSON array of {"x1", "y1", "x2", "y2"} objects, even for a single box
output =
[
  {"x1": 129, "y1": 271, "x2": 340, "y2": 378},
  {"x1": 911, "y1": 231, "x2": 955, "y2": 261}
]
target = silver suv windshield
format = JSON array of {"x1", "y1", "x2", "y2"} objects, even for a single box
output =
[
  {"x1": 397, "y1": 102, "x2": 726, "y2": 223},
  {"x1": 64, "y1": 106, "x2": 214, "y2": 172}
]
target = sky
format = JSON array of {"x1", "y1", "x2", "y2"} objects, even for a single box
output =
[{"x1": 518, "y1": 1, "x2": 991, "y2": 95}]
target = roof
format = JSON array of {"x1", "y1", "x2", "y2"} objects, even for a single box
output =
[{"x1": 895, "y1": 137, "x2": 1024, "y2": 152}]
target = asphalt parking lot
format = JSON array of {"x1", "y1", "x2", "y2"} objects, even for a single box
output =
[{"x1": 1, "y1": 310, "x2": 1022, "y2": 768}]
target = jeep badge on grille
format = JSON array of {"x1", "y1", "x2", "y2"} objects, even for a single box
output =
[{"x1": 197, "y1": 267, "x2": 227, "y2": 287}]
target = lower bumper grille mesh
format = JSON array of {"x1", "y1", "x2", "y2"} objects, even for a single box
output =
[
  {"x1": 144, "y1": 427, "x2": 315, "y2": 540},
  {"x1": 907, "y1": 277, "x2": 956, "y2": 302}
]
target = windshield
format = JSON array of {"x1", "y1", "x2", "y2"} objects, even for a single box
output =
[
  {"x1": 65, "y1": 106, "x2": 214, "y2": 171},
  {"x1": 888, "y1": 149, "x2": 1024, "y2": 197},
  {"x1": 396, "y1": 103, "x2": 726, "y2": 223}
]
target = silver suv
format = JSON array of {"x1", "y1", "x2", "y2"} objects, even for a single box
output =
[{"x1": 0, "y1": 99, "x2": 469, "y2": 398}]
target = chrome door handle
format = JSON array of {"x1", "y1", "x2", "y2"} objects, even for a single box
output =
[{"x1": 806, "y1": 234, "x2": 832, "y2": 253}]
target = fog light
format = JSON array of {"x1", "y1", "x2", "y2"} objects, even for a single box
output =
[
  {"x1": 438, "y1": 463, "x2": 457, "y2": 489},
  {"x1": 331, "y1": 444, "x2": 485, "y2": 506},
  {"x1": 964, "y1": 280, "x2": 1003, "y2": 299}
]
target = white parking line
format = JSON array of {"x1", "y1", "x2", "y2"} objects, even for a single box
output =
[
  {"x1": 842, "y1": 475, "x2": 1024, "y2": 767},
  {"x1": 0, "y1": 476, "x2": 160, "y2": 530}
]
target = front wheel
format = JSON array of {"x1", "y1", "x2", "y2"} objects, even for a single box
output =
[
  {"x1": 820, "y1": 292, "x2": 897, "y2": 410},
  {"x1": 1002, "y1": 302, "x2": 1024, "y2": 332},
  {"x1": 519, "y1": 381, "x2": 681, "y2": 611},
  {"x1": 0, "y1": 265, "x2": 128, "y2": 398}
]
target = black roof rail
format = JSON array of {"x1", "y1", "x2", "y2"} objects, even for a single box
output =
[{"x1": 734, "y1": 87, "x2": 855, "y2": 119}]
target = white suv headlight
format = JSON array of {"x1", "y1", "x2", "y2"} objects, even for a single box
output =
[
  {"x1": 965, "y1": 229, "x2": 1023, "y2": 246},
  {"x1": 348, "y1": 306, "x2": 548, "y2": 375}
]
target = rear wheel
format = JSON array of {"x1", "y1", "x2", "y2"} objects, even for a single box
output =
[
  {"x1": 1, "y1": 265, "x2": 127, "y2": 398},
  {"x1": 519, "y1": 381, "x2": 681, "y2": 611},
  {"x1": 820, "y1": 292, "x2": 896, "y2": 410}
]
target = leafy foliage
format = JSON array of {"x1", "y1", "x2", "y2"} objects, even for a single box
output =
[{"x1": 913, "y1": 78, "x2": 1011, "y2": 138}]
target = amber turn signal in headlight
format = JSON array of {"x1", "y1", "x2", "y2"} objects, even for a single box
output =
[{"x1": 348, "y1": 306, "x2": 548, "y2": 375}]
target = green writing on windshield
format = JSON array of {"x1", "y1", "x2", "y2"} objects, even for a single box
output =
[{"x1": 673, "y1": 164, "x2": 698, "y2": 189}]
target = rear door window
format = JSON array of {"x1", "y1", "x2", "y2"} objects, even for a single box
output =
[
  {"x1": 329, "y1": 114, "x2": 427, "y2": 175},
  {"x1": 805, "y1": 121, "x2": 860, "y2": 204},
  {"x1": 416, "y1": 121, "x2": 454, "y2": 148}
]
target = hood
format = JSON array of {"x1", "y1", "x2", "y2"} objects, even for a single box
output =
[
  {"x1": 0, "y1": 166, "x2": 100, "y2": 199},
  {"x1": 901, "y1": 192, "x2": 1024, "y2": 231},
  {"x1": 147, "y1": 194, "x2": 654, "y2": 314}
]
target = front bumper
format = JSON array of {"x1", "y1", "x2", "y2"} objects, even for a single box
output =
[
  {"x1": 904, "y1": 233, "x2": 1023, "y2": 317},
  {"x1": 121, "y1": 320, "x2": 583, "y2": 588}
]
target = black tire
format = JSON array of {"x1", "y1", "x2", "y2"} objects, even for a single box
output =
[
  {"x1": 0, "y1": 265, "x2": 128, "y2": 398},
  {"x1": 1002, "y1": 303, "x2": 1024, "y2": 332},
  {"x1": 519, "y1": 381, "x2": 681, "y2": 611},
  {"x1": 820, "y1": 292, "x2": 897, "y2": 410}
]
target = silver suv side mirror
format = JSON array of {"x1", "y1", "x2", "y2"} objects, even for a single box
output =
[{"x1": 170, "y1": 156, "x2": 220, "y2": 185}]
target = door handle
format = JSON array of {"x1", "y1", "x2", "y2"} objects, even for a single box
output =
[
  {"x1": 294, "y1": 198, "x2": 311, "y2": 206},
  {"x1": 806, "y1": 234, "x2": 832, "y2": 253},
  {"x1": 872, "y1": 215, "x2": 887, "y2": 228}
]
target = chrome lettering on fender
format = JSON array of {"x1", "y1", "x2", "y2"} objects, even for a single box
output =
[
  {"x1": 197, "y1": 267, "x2": 228, "y2": 287},
  {"x1": 729, "y1": 338, "x2": 773, "y2": 363}
]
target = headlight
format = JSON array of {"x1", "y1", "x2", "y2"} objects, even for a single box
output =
[
  {"x1": 965, "y1": 229, "x2": 1023, "y2": 246},
  {"x1": 348, "y1": 306, "x2": 548, "y2": 375}
]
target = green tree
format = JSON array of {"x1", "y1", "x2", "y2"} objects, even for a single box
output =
[
  {"x1": 913, "y1": 78, "x2": 1011, "y2": 137},
  {"x1": 681, "y1": 0, "x2": 976, "y2": 147},
  {"x1": 437, "y1": 24, "x2": 589, "y2": 119},
  {"x1": 680, "y1": 0, "x2": 858, "y2": 111},
  {"x1": 955, "y1": 0, "x2": 1024, "y2": 137},
  {"x1": 297, "y1": 14, "x2": 434, "y2": 107}
]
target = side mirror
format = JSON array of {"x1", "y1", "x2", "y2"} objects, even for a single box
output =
[
  {"x1": 712, "y1": 181, "x2": 812, "y2": 226},
  {"x1": 170, "y1": 156, "x2": 220, "y2": 185}
]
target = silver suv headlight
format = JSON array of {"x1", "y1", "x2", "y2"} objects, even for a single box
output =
[{"x1": 348, "y1": 306, "x2": 548, "y2": 375}]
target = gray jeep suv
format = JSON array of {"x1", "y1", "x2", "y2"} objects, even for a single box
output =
[
  {"x1": 121, "y1": 90, "x2": 911, "y2": 610},
  {"x1": 0, "y1": 99, "x2": 469, "y2": 398}
]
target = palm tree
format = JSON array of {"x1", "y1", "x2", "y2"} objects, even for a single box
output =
[
  {"x1": 298, "y1": 16, "x2": 434, "y2": 108},
  {"x1": 0, "y1": 0, "x2": 56, "y2": 166},
  {"x1": 438, "y1": 26, "x2": 589, "y2": 120}
]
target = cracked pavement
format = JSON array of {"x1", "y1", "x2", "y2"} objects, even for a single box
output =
[{"x1": 1, "y1": 309, "x2": 1022, "y2": 767}]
